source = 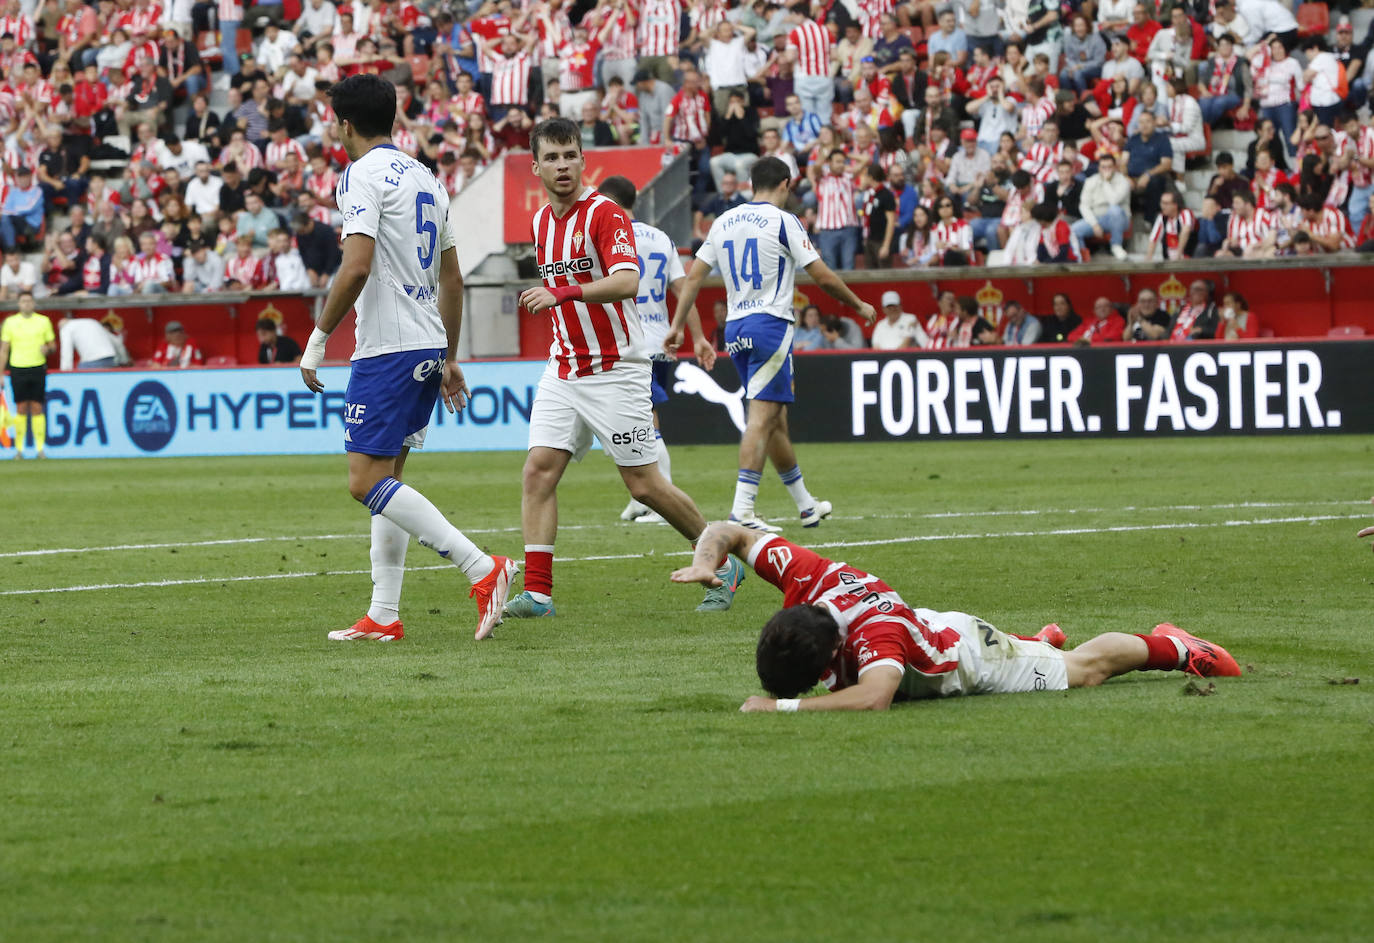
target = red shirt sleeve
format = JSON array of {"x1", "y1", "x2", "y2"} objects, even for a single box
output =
[
  {"x1": 590, "y1": 201, "x2": 639, "y2": 275},
  {"x1": 746, "y1": 535, "x2": 834, "y2": 608}
]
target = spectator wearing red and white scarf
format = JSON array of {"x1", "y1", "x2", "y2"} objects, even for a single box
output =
[
  {"x1": 1032, "y1": 200, "x2": 1084, "y2": 263},
  {"x1": 1298, "y1": 193, "x2": 1355, "y2": 252},
  {"x1": 1198, "y1": 34, "x2": 1249, "y2": 127},
  {"x1": 999, "y1": 170, "x2": 1044, "y2": 246},
  {"x1": 1170, "y1": 279, "x2": 1219, "y2": 341},
  {"x1": 1147, "y1": 189, "x2": 1195, "y2": 259}
]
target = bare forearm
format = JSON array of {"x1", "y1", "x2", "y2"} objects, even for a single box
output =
[
  {"x1": 316, "y1": 266, "x2": 368, "y2": 333},
  {"x1": 813, "y1": 265, "x2": 865, "y2": 310},
  {"x1": 439, "y1": 282, "x2": 463, "y2": 357}
]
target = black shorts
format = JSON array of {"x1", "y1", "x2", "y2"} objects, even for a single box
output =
[{"x1": 8, "y1": 365, "x2": 47, "y2": 403}]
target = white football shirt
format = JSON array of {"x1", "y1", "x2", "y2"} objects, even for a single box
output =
[
  {"x1": 696, "y1": 202, "x2": 819, "y2": 323},
  {"x1": 336, "y1": 143, "x2": 455, "y2": 360},
  {"x1": 631, "y1": 219, "x2": 686, "y2": 360}
]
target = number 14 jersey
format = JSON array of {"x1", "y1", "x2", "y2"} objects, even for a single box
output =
[
  {"x1": 696, "y1": 201, "x2": 819, "y2": 324},
  {"x1": 336, "y1": 143, "x2": 454, "y2": 361}
]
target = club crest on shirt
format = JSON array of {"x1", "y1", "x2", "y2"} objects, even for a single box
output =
[{"x1": 573, "y1": 230, "x2": 584, "y2": 252}]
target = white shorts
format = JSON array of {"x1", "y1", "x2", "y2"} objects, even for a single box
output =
[
  {"x1": 527, "y1": 362, "x2": 657, "y2": 466},
  {"x1": 951, "y1": 612, "x2": 1068, "y2": 695}
]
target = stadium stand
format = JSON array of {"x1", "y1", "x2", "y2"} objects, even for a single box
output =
[{"x1": 7, "y1": 0, "x2": 1373, "y2": 361}]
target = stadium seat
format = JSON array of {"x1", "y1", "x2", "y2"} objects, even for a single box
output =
[
  {"x1": 1327, "y1": 325, "x2": 1365, "y2": 337},
  {"x1": 1297, "y1": 3, "x2": 1329, "y2": 37}
]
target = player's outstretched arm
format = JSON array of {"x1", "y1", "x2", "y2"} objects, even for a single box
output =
[
  {"x1": 518, "y1": 268, "x2": 638, "y2": 314},
  {"x1": 299, "y1": 234, "x2": 374, "y2": 393},
  {"x1": 664, "y1": 258, "x2": 710, "y2": 354},
  {"x1": 436, "y1": 246, "x2": 470, "y2": 414},
  {"x1": 802, "y1": 258, "x2": 876, "y2": 325},
  {"x1": 740, "y1": 665, "x2": 903, "y2": 713},
  {"x1": 670, "y1": 521, "x2": 766, "y2": 587}
]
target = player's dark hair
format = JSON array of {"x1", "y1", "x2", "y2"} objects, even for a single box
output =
[
  {"x1": 1232, "y1": 188, "x2": 1256, "y2": 207},
  {"x1": 256, "y1": 317, "x2": 278, "y2": 332},
  {"x1": 1010, "y1": 169, "x2": 1032, "y2": 190},
  {"x1": 756, "y1": 605, "x2": 841, "y2": 698},
  {"x1": 751, "y1": 156, "x2": 792, "y2": 194},
  {"x1": 329, "y1": 74, "x2": 396, "y2": 139},
  {"x1": 530, "y1": 116, "x2": 581, "y2": 160},
  {"x1": 599, "y1": 174, "x2": 637, "y2": 211}
]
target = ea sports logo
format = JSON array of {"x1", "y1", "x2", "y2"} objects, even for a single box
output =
[{"x1": 124, "y1": 380, "x2": 177, "y2": 452}]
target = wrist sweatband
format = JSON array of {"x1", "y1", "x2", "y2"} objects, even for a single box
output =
[
  {"x1": 775, "y1": 698, "x2": 800, "y2": 713},
  {"x1": 549, "y1": 284, "x2": 584, "y2": 306},
  {"x1": 300, "y1": 327, "x2": 330, "y2": 371}
]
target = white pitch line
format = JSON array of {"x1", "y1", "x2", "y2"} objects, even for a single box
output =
[
  {"x1": 3, "y1": 513, "x2": 1365, "y2": 598},
  {"x1": 2, "y1": 499, "x2": 1364, "y2": 560}
]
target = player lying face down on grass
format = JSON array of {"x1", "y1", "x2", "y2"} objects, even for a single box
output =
[{"x1": 671, "y1": 523, "x2": 1242, "y2": 712}]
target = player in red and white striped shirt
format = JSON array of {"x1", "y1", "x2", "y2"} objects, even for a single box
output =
[
  {"x1": 1148, "y1": 191, "x2": 1195, "y2": 260},
  {"x1": 671, "y1": 523, "x2": 1241, "y2": 713},
  {"x1": 480, "y1": 32, "x2": 535, "y2": 111},
  {"x1": 785, "y1": 7, "x2": 832, "y2": 120},
  {"x1": 1298, "y1": 193, "x2": 1355, "y2": 252},
  {"x1": 637, "y1": 0, "x2": 681, "y2": 57},
  {"x1": 1221, "y1": 190, "x2": 1276, "y2": 257},
  {"x1": 504, "y1": 117, "x2": 736, "y2": 620}
]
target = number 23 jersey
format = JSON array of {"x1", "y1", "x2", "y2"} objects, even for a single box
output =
[{"x1": 336, "y1": 143, "x2": 455, "y2": 360}]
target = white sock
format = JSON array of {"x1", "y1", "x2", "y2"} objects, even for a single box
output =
[
  {"x1": 655, "y1": 431, "x2": 673, "y2": 483},
  {"x1": 365, "y1": 477, "x2": 493, "y2": 584},
  {"x1": 778, "y1": 464, "x2": 815, "y2": 512},
  {"x1": 1167, "y1": 636, "x2": 1188, "y2": 667},
  {"x1": 731, "y1": 468, "x2": 761, "y2": 519},
  {"x1": 367, "y1": 513, "x2": 408, "y2": 625}
]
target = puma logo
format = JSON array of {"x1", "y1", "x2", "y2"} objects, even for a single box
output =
[{"x1": 672, "y1": 362, "x2": 745, "y2": 432}]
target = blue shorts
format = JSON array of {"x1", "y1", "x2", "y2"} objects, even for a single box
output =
[
  {"x1": 725, "y1": 314, "x2": 794, "y2": 403},
  {"x1": 343, "y1": 348, "x2": 445, "y2": 456},
  {"x1": 649, "y1": 357, "x2": 674, "y2": 406}
]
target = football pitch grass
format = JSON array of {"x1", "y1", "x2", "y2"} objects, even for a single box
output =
[{"x1": 2, "y1": 436, "x2": 1372, "y2": 942}]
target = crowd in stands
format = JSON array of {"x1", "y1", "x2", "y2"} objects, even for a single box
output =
[
  {"x1": 2, "y1": 0, "x2": 1369, "y2": 304},
  {"x1": 795, "y1": 281, "x2": 1261, "y2": 348}
]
